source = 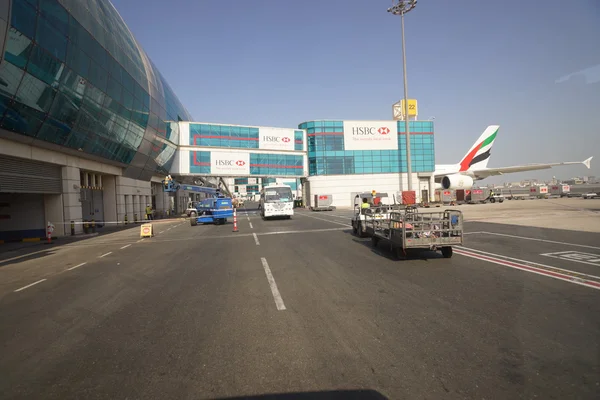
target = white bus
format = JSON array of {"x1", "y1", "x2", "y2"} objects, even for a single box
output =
[{"x1": 259, "y1": 184, "x2": 294, "y2": 219}]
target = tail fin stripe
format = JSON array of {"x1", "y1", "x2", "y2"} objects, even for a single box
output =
[{"x1": 469, "y1": 149, "x2": 492, "y2": 168}]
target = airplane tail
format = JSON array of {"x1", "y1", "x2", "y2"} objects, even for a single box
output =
[
  {"x1": 583, "y1": 156, "x2": 593, "y2": 169},
  {"x1": 458, "y1": 125, "x2": 499, "y2": 172}
]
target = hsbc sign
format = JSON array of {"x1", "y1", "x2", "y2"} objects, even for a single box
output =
[
  {"x1": 211, "y1": 152, "x2": 250, "y2": 175},
  {"x1": 343, "y1": 121, "x2": 398, "y2": 151},
  {"x1": 259, "y1": 128, "x2": 295, "y2": 151}
]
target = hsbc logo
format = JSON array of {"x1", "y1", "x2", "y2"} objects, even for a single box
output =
[
  {"x1": 215, "y1": 160, "x2": 245, "y2": 166},
  {"x1": 352, "y1": 127, "x2": 391, "y2": 135},
  {"x1": 264, "y1": 136, "x2": 291, "y2": 143}
]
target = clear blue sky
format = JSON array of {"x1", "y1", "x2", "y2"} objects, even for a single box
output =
[{"x1": 112, "y1": 0, "x2": 600, "y2": 183}]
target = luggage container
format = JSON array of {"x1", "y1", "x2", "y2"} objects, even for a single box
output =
[
  {"x1": 311, "y1": 194, "x2": 335, "y2": 211},
  {"x1": 530, "y1": 185, "x2": 549, "y2": 198},
  {"x1": 434, "y1": 189, "x2": 456, "y2": 204},
  {"x1": 549, "y1": 184, "x2": 570, "y2": 197}
]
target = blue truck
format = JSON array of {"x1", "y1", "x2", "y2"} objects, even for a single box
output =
[{"x1": 190, "y1": 195, "x2": 234, "y2": 226}]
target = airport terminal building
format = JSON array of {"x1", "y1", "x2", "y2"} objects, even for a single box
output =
[{"x1": 0, "y1": 0, "x2": 437, "y2": 241}]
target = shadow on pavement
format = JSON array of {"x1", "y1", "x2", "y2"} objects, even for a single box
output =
[
  {"x1": 345, "y1": 230, "x2": 444, "y2": 262},
  {"x1": 217, "y1": 389, "x2": 388, "y2": 400}
]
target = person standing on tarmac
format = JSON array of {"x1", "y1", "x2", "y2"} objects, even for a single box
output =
[{"x1": 145, "y1": 204, "x2": 153, "y2": 220}]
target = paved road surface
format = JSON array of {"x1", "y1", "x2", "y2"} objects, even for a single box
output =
[{"x1": 1, "y1": 205, "x2": 599, "y2": 399}]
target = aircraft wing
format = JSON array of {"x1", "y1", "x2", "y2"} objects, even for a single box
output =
[{"x1": 473, "y1": 157, "x2": 593, "y2": 180}]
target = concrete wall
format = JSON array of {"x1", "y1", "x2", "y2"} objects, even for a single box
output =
[
  {"x1": 0, "y1": 137, "x2": 168, "y2": 239},
  {"x1": 306, "y1": 173, "x2": 432, "y2": 207}
]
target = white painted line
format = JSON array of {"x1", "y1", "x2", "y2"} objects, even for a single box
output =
[
  {"x1": 260, "y1": 227, "x2": 346, "y2": 236},
  {"x1": 455, "y1": 248, "x2": 600, "y2": 290},
  {"x1": 261, "y1": 258, "x2": 286, "y2": 310},
  {"x1": 477, "y1": 232, "x2": 600, "y2": 251},
  {"x1": 67, "y1": 262, "x2": 87, "y2": 271},
  {"x1": 247, "y1": 216, "x2": 250, "y2": 221},
  {"x1": 99, "y1": 252, "x2": 112, "y2": 258},
  {"x1": 463, "y1": 232, "x2": 484, "y2": 235},
  {"x1": 120, "y1": 244, "x2": 132, "y2": 249},
  {"x1": 249, "y1": 222, "x2": 254, "y2": 229},
  {"x1": 463, "y1": 246, "x2": 600, "y2": 280},
  {"x1": 253, "y1": 233, "x2": 260, "y2": 245},
  {"x1": 295, "y1": 212, "x2": 352, "y2": 227},
  {"x1": 137, "y1": 239, "x2": 145, "y2": 242},
  {"x1": 14, "y1": 279, "x2": 47, "y2": 292},
  {"x1": 540, "y1": 251, "x2": 600, "y2": 267},
  {"x1": 159, "y1": 231, "x2": 164, "y2": 234}
]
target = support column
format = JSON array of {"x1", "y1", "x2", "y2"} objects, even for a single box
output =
[
  {"x1": 102, "y1": 175, "x2": 117, "y2": 224},
  {"x1": 125, "y1": 195, "x2": 134, "y2": 224},
  {"x1": 61, "y1": 166, "x2": 83, "y2": 235},
  {"x1": 429, "y1": 175, "x2": 436, "y2": 203}
]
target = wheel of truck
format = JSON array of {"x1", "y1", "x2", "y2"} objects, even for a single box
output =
[
  {"x1": 352, "y1": 221, "x2": 358, "y2": 235},
  {"x1": 490, "y1": 197, "x2": 496, "y2": 203},
  {"x1": 190, "y1": 211, "x2": 197, "y2": 218},
  {"x1": 441, "y1": 246, "x2": 453, "y2": 258},
  {"x1": 190, "y1": 217, "x2": 197, "y2": 226},
  {"x1": 499, "y1": 198, "x2": 504, "y2": 203}
]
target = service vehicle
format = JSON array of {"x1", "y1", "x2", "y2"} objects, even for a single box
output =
[
  {"x1": 351, "y1": 192, "x2": 396, "y2": 238},
  {"x1": 259, "y1": 184, "x2": 294, "y2": 219},
  {"x1": 366, "y1": 208, "x2": 464, "y2": 259},
  {"x1": 582, "y1": 192, "x2": 599, "y2": 199},
  {"x1": 190, "y1": 195, "x2": 234, "y2": 226}
]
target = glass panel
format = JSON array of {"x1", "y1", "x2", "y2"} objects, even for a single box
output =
[
  {"x1": 36, "y1": 117, "x2": 71, "y2": 145},
  {"x1": 15, "y1": 71, "x2": 57, "y2": 112},
  {"x1": 39, "y1": 0, "x2": 69, "y2": 36},
  {"x1": 11, "y1": 0, "x2": 37, "y2": 39},
  {"x1": 36, "y1": 14, "x2": 67, "y2": 61},
  {"x1": 1, "y1": 101, "x2": 45, "y2": 137},
  {"x1": 4, "y1": 27, "x2": 32, "y2": 69},
  {"x1": 49, "y1": 91, "x2": 79, "y2": 127},
  {"x1": 0, "y1": 60, "x2": 26, "y2": 97},
  {"x1": 26, "y1": 44, "x2": 64, "y2": 86}
]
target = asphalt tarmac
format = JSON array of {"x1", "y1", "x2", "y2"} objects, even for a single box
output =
[{"x1": 1, "y1": 204, "x2": 598, "y2": 399}]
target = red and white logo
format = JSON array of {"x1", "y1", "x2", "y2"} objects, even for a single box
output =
[
  {"x1": 378, "y1": 127, "x2": 390, "y2": 135},
  {"x1": 236, "y1": 160, "x2": 246, "y2": 166},
  {"x1": 282, "y1": 137, "x2": 291, "y2": 143}
]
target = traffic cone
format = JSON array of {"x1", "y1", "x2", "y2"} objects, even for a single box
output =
[{"x1": 232, "y1": 207, "x2": 239, "y2": 232}]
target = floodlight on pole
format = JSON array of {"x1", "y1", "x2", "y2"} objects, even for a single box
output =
[{"x1": 388, "y1": 0, "x2": 417, "y2": 192}]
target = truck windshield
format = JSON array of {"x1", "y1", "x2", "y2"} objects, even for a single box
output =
[{"x1": 265, "y1": 187, "x2": 292, "y2": 203}]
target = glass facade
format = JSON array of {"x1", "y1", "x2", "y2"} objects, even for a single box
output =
[
  {"x1": 189, "y1": 123, "x2": 305, "y2": 152},
  {"x1": 190, "y1": 151, "x2": 303, "y2": 177},
  {"x1": 0, "y1": 0, "x2": 193, "y2": 180},
  {"x1": 190, "y1": 123, "x2": 260, "y2": 148},
  {"x1": 299, "y1": 120, "x2": 435, "y2": 176}
]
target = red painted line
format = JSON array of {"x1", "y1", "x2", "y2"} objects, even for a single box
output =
[
  {"x1": 307, "y1": 131, "x2": 434, "y2": 137},
  {"x1": 455, "y1": 248, "x2": 600, "y2": 289},
  {"x1": 193, "y1": 134, "x2": 259, "y2": 144},
  {"x1": 307, "y1": 132, "x2": 343, "y2": 136},
  {"x1": 250, "y1": 164, "x2": 303, "y2": 169}
]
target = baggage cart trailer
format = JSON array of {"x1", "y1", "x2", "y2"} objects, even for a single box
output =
[{"x1": 365, "y1": 209, "x2": 464, "y2": 259}]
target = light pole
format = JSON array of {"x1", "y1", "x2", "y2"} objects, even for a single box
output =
[{"x1": 388, "y1": 0, "x2": 417, "y2": 192}]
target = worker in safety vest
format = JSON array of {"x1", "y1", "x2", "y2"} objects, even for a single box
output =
[
  {"x1": 361, "y1": 198, "x2": 371, "y2": 209},
  {"x1": 145, "y1": 204, "x2": 153, "y2": 220}
]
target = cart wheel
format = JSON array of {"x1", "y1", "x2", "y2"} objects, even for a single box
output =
[
  {"x1": 499, "y1": 199, "x2": 504, "y2": 203},
  {"x1": 441, "y1": 246, "x2": 453, "y2": 258},
  {"x1": 371, "y1": 236, "x2": 379, "y2": 247},
  {"x1": 394, "y1": 247, "x2": 406, "y2": 260},
  {"x1": 490, "y1": 197, "x2": 496, "y2": 203},
  {"x1": 352, "y1": 221, "x2": 358, "y2": 235}
]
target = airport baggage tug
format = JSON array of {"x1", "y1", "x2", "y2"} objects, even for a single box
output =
[{"x1": 365, "y1": 208, "x2": 464, "y2": 259}]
